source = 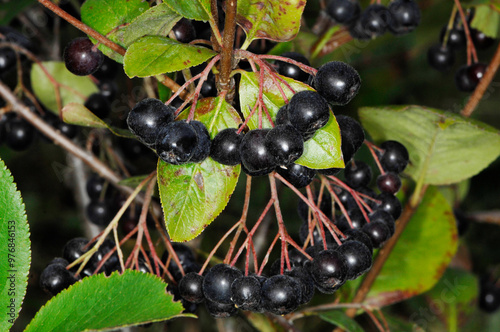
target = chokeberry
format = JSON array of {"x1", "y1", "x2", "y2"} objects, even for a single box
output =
[
  {"x1": 210, "y1": 128, "x2": 243, "y2": 165},
  {"x1": 326, "y1": 0, "x2": 361, "y2": 25},
  {"x1": 179, "y1": 272, "x2": 205, "y2": 303},
  {"x1": 286, "y1": 266, "x2": 315, "y2": 305},
  {"x1": 275, "y1": 104, "x2": 290, "y2": 126},
  {"x1": 93, "y1": 56, "x2": 120, "y2": 81},
  {"x1": 336, "y1": 209, "x2": 367, "y2": 231},
  {"x1": 63, "y1": 237, "x2": 89, "y2": 263},
  {"x1": 336, "y1": 115, "x2": 365, "y2": 163},
  {"x1": 0, "y1": 47, "x2": 16, "y2": 76},
  {"x1": 40, "y1": 264, "x2": 78, "y2": 296},
  {"x1": 276, "y1": 163, "x2": 316, "y2": 189},
  {"x1": 230, "y1": 276, "x2": 262, "y2": 311},
  {"x1": 84, "y1": 93, "x2": 110, "y2": 119},
  {"x1": 200, "y1": 74, "x2": 217, "y2": 97},
  {"x1": 205, "y1": 299, "x2": 238, "y2": 318},
  {"x1": 359, "y1": 4, "x2": 392, "y2": 38},
  {"x1": 342, "y1": 228, "x2": 374, "y2": 253},
  {"x1": 86, "y1": 174, "x2": 106, "y2": 200},
  {"x1": 5, "y1": 117, "x2": 35, "y2": 151},
  {"x1": 440, "y1": 27, "x2": 466, "y2": 50},
  {"x1": 276, "y1": 52, "x2": 311, "y2": 82},
  {"x1": 314, "y1": 62, "x2": 361, "y2": 106},
  {"x1": 261, "y1": 274, "x2": 302, "y2": 315},
  {"x1": 172, "y1": 18, "x2": 196, "y2": 43},
  {"x1": 362, "y1": 220, "x2": 390, "y2": 248},
  {"x1": 455, "y1": 65, "x2": 477, "y2": 92},
  {"x1": 310, "y1": 249, "x2": 347, "y2": 293},
  {"x1": 287, "y1": 91, "x2": 330, "y2": 134},
  {"x1": 127, "y1": 98, "x2": 175, "y2": 147},
  {"x1": 57, "y1": 121, "x2": 78, "y2": 139},
  {"x1": 239, "y1": 129, "x2": 276, "y2": 175},
  {"x1": 388, "y1": 0, "x2": 420, "y2": 35},
  {"x1": 63, "y1": 37, "x2": 104, "y2": 76},
  {"x1": 265, "y1": 124, "x2": 304, "y2": 166},
  {"x1": 336, "y1": 240, "x2": 372, "y2": 280},
  {"x1": 376, "y1": 192, "x2": 402, "y2": 220},
  {"x1": 203, "y1": 264, "x2": 243, "y2": 304},
  {"x1": 156, "y1": 120, "x2": 198, "y2": 165},
  {"x1": 189, "y1": 120, "x2": 211, "y2": 163},
  {"x1": 471, "y1": 28, "x2": 496, "y2": 50},
  {"x1": 86, "y1": 200, "x2": 114, "y2": 226},
  {"x1": 376, "y1": 172, "x2": 402, "y2": 194},
  {"x1": 380, "y1": 140, "x2": 409, "y2": 173},
  {"x1": 369, "y1": 209, "x2": 395, "y2": 236},
  {"x1": 344, "y1": 160, "x2": 373, "y2": 188},
  {"x1": 468, "y1": 62, "x2": 487, "y2": 85},
  {"x1": 427, "y1": 44, "x2": 455, "y2": 71}
]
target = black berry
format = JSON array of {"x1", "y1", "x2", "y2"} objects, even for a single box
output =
[
  {"x1": 189, "y1": 120, "x2": 211, "y2": 163},
  {"x1": 380, "y1": 140, "x2": 409, "y2": 173},
  {"x1": 314, "y1": 62, "x2": 361, "y2": 106},
  {"x1": 326, "y1": 0, "x2": 361, "y2": 25},
  {"x1": 359, "y1": 4, "x2": 392, "y2": 38},
  {"x1": 172, "y1": 18, "x2": 196, "y2": 43},
  {"x1": 310, "y1": 249, "x2": 347, "y2": 293},
  {"x1": 210, "y1": 128, "x2": 243, "y2": 165},
  {"x1": 471, "y1": 28, "x2": 496, "y2": 50},
  {"x1": 240, "y1": 129, "x2": 276, "y2": 175},
  {"x1": 388, "y1": 0, "x2": 421, "y2": 35},
  {"x1": 40, "y1": 264, "x2": 77, "y2": 296},
  {"x1": 440, "y1": 27, "x2": 466, "y2": 50},
  {"x1": 63, "y1": 37, "x2": 103, "y2": 76},
  {"x1": 376, "y1": 172, "x2": 402, "y2": 194},
  {"x1": 376, "y1": 192, "x2": 402, "y2": 220},
  {"x1": 261, "y1": 274, "x2": 302, "y2": 315},
  {"x1": 63, "y1": 238, "x2": 89, "y2": 263},
  {"x1": 427, "y1": 44, "x2": 455, "y2": 71},
  {"x1": 265, "y1": 124, "x2": 304, "y2": 166},
  {"x1": 276, "y1": 52, "x2": 311, "y2": 82},
  {"x1": 362, "y1": 220, "x2": 390, "y2": 248},
  {"x1": 86, "y1": 200, "x2": 114, "y2": 226},
  {"x1": 287, "y1": 91, "x2": 330, "y2": 134},
  {"x1": 5, "y1": 117, "x2": 35, "y2": 151},
  {"x1": 344, "y1": 160, "x2": 373, "y2": 188},
  {"x1": 336, "y1": 240, "x2": 372, "y2": 280},
  {"x1": 276, "y1": 163, "x2": 316, "y2": 189},
  {"x1": 179, "y1": 272, "x2": 205, "y2": 303},
  {"x1": 202, "y1": 264, "x2": 243, "y2": 304},
  {"x1": 230, "y1": 276, "x2": 262, "y2": 311},
  {"x1": 156, "y1": 120, "x2": 198, "y2": 165}
]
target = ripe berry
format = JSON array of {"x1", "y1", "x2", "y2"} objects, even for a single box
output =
[
  {"x1": 337, "y1": 115, "x2": 365, "y2": 164},
  {"x1": 172, "y1": 18, "x2": 196, "y2": 43},
  {"x1": 276, "y1": 163, "x2": 316, "y2": 189},
  {"x1": 156, "y1": 120, "x2": 198, "y2": 165},
  {"x1": 63, "y1": 37, "x2": 104, "y2": 76},
  {"x1": 210, "y1": 128, "x2": 243, "y2": 165},
  {"x1": 326, "y1": 0, "x2": 361, "y2": 25},
  {"x1": 230, "y1": 276, "x2": 262, "y2": 311},
  {"x1": 0, "y1": 47, "x2": 16, "y2": 76},
  {"x1": 86, "y1": 200, "x2": 114, "y2": 226},
  {"x1": 86, "y1": 174, "x2": 106, "y2": 200},
  {"x1": 5, "y1": 117, "x2": 35, "y2": 151},
  {"x1": 310, "y1": 249, "x2": 347, "y2": 293},
  {"x1": 57, "y1": 121, "x2": 78, "y2": 139},
  {"x1": 203, "y1": 264, "x2": 243, "y2": 304},
  {"x1": 265, "y1": 124, "x2": 304, "y2": 166},
  {"x1": 314, "y1": 62, "x2": 361, "y2": 106},
  {"x1": 93, "y1": 56, "x2": 120, "y2": 81},
  {"x1": 239, "y1": 129, "x2": 276, "y2": 175},
  {"x1": 471, "y1": 28, "x2": 495, "y2": 50},
  {"x1": 286, "y1": 266, "x2": 315, "y2": 305},
  {"x1": 427, "y1": 44, "x2": 455, "y2": 71},
  {"x1": 344, "y1": 160, "x2": 373, "y2": 188},
  {"x1": 376, "y1": 192, "x2": 402, "y2": 220},
  {"x1": 455, "y1": 65, "x2": 477, "y2": 92},
  {"x1": 261, "y1": 275, "x2": 302, "y2": 315},
  {"x1": 369, "y1": 209, "x2": 395, "y2": 236},
  {"x1": 468, "y1": 62, "x2": 488, "y2": 85},
  {"x1": 342, "y1": 229, "x2": 374, "y2": 253},
  {"x1": 40, "y1": 264, "x2": 78, "y2": 296},
  {"x1": 200, "y1": 74, "x2": 217, "y2": 97},
  {"x1": 336, "y1": 209, "x2": 367, "y2": 231},
  {"x1": 127, "y1": 98, "x2": 175, "y2": 146},
  {"x1": 63, "y1": 238, "x2": 89, "y2": 263},
  {"x1": 189, "y1": 120, "x2": 211, "y2": 163},
  {"x1": 388, "y1": 0, "x2": 421, "y2": 35},
  {"x1": 336, "y1": 240, "x2": 372, "y2": 280},
  {"x1": 205, "y1": 300, "x2": 238, "y2": 318},
  {"x1": 359, "y1": 4, "x2": 392, "y2": 38},
  {"x1": 84, "y1": 93, "x2": 110, "y2": 119},
  {"x1": 275, "y1": 104, "x2": 290, "y2": 126},
  {"x1": 380, "y1": 140, "x2": 409, "y2": 173},
  {"x1": 479, "y1": 278, "x2": 500, "y2": 313},
  {"x1": 287, "y1": 91, "x2": 330, "y2": 134},
  {"x1": 376, "y1": 172, "x2": 402, "y2": 194},
  {"x1": 276, "y1": 52, "x2": 311, "y2": 82},
  {"x1": 362, "y1": 220, "x2": 390, "y2": 248},
  {"x1": 179, "y1": 272, "x2": 205, "y2": 303},
  {"x1": 440, "y1": 27, "x2": 466, "y2": 50}
]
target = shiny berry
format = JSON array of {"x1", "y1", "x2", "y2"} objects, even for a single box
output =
[
  {"x1": 359, "y1": 4, "x2": 392, "y2": 38},
  {"x1": 189, "y1": 120, "x2": 211, "y2": 163},
  {"x1": 179, "y1": 272, "x2": 205, "y2": 303},
  {"x1": 310, "y1": 249, "x2": 347, "y2": 293},
  {"x1": 336, "y1": 240, "x2": 372, "y2": 280},
  {"x1": 276, "y1": 52, "x2": 311, "y2": 82},
  {"x1": 376, "y1": 192, "x2": 402, "y2": 220},
  {"x1": 240, "y1": 129, "x2": 276, "y2": 175},
  {"x1": 380, "y1": 140, "x2": 409, "y2": 173},
  {"x1": 276, "y1": 163, "x2": 316, "y2": 189},
  {"x1": 86, "y1": 200, "x2": 114, "y2": 226},
  {"x1": 5, "y1": 117, "x2": 35, "y2": 151},
  {"x1": 388, "y1": 0, "x2": 421, "y2": 35},
  {"x1": 261, "y1": 275, "x2": 302, "y2": 315},
  {"x1": 376, "y1": 172, "x2": 402, "y2": 194},
  {"x1": 326, "y1": 0, "x2": 361, "y2": 25},
  {"x1": 265, "y1": 124, "x2": 304, "y2": 166},
  {"x1": 230, "y1": 276, "x2": 262, "y2": 311},
  {"x1": 173, "y1": 18, "x2": 196, "y2": 43},
  {"x1": 314, "y1": 61, "x2": 361, "y2": 106},
  {"x1": 427, "y1": 44, "x2": 455, "y2": 71},
  {"x1": 40, "y1": 264, "x2": 78, "y2": 296},
  {"x1": 210, "y1": 128, "x2": 243, "y2": 165},
  {"x1": 362, "y1": 220, "x2": 390, "y2": 248},
  {"x1": 440, "y1": 27, "x2": 466, "y2": 50},
  {"x1": 288, "y1": 91, "x2": 330, "y2": 134},
  {"x1": 156, "y1": 120, "x2": 198, "y2": 165},
  {"x1": 344, "y1": 160, "x2": 373, "y2": 188},
  {"x1": 63, "y1": 37, "x2": 103, "y2": 76},
  {"x1": 203, "y1": 264, "x2": 243, "y2": 304}
]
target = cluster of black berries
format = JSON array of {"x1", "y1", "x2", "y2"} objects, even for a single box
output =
[
  {"x1": 427, "y1": 10, "x2": 495, "y2": 92},
  {"x1": 39, "y1": 237, "x2": 120, "y2": 296},
  {"x1": 126, "y1": 98, "x2": 211, "y2": 165},
  {"x1": 479, "y1": 275, "x2": 500, "y2": 313},
  {"x1": 212, "y1": 61, "x2": 361, "y2": 181},
  {"x1": 324, "y1": 0, "x2": 420, "y2": 40}
]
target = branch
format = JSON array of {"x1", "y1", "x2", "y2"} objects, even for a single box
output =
[
  {"x1": 219, "y1": 0, "x2": 237, "y2": 93},
  {"x1": 461, "y1": 41, "x2": 500, "y2": 117}
]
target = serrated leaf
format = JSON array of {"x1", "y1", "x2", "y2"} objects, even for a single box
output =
[
  {"x1": 237, "y1": 0, "x2": 306, "y2": 43},
  {"x1": 81, "y1": 0, "x2": 150, "y2": 62},
  {"x1": 158, "y1": 97, "x2": 241, "y2": 242},
  {"x1": 359, "y1": 105, "x2": 500, "y2": 185},
  {"x1": 363, "y1": 187, "x2": 458, "y2": 307},
  {"x1": 122, "y1": 3, "x2": 182, "y2": 46},
  {"x1": 0, "y1": 158, "x2": 30, "y2": 331},
  {"x1": 295, "y1": 114, "x2": 344, "y2": 169},
  {"x1": 319, "y1": 310, "x2": 364, "y2": 332},
  {"x1": 61, "y1": 103, "x2": 134, "y2": 138},
  {"x1": 163, "y1": 0, "x2": 212, "y2": 22},
  {"x1": 124, "y1": 36, "x2": 216, "y2": 78},
  {"x1": 25, "y1": 270, "x2": 192, "y2": 331},
  {"x1": 239, "y1": 71, "x2": 343, "y2": 169},
  {"x1": 471, "y1": 5, "x2": 500, "y2": 38},
  {"x1": 30, "y1": 61, "x2": 98, "y2": 114},
  {"x1": 426, "y1": 268, "x2": 478, "y2": 328}
]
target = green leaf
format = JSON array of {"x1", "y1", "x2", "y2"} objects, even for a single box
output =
[
  {"x1": 0, "y1": 158, "x2": 30, "y2": 331},
  {"x1": 61, "y1": 103, "x2": 134, "y2": 138},
  {"x1": 30, "y1": 62, "x2": 99, "y2": 114},
  {"x1": 319, "y1": 310, "x2": 364, "y2": 332},
  {"x1": 295, "y1": 114, "x2": 345, "y2": 169},
  {"x1": 426, "y1": 268, "x2": 479, "y2": 329},
  {"x1": 237, "y1": 0, "x2": 306, "y2": 43},
  {"x1": 25, "y1": 270, "x2": 193, "y2": 331},
  {"x1": 364, "y1": 186, "x2": 458, "y2": 307},
  {"x1": 158, "y1": 97, "x2": 241, "y2": 242},
  {"x1": 359, "y1": 105, "x2": 500, "y2": 185},
  {"x1": 81, "y1": 0, "x2": 150, "y2": 62},
  {"x1": 239, "y1": 71, "x2": 343, "y2": 169},
  {"x1": 124, "y1": 36, "x2": 216, "y2": 78},
  {"x1": 122, "y1": 3, "x2": 182, "y2": 46},
  {"x1": 163, "y1": 0, "x2": 212, "y2": 22},
  {"x1": 471, "y1": 4, "x2": 500, "y2": 38}
]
